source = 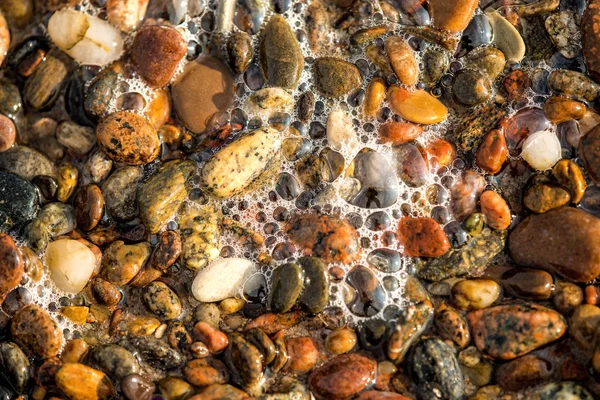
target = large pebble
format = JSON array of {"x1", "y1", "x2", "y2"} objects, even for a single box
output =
[
  {"x1": 48, "y1": 9, "x2": 123, "y2": 66},
  {"x1": 47, "y1": 239, "x2": 97, "y2": 293},
  {"x1": 132, "y1": 25, "x2": 186, "y2": 88},
  {"x1": 543, "y1": 96, "x2": 586, "y2": 124},
  {"x1": 74, "y1": 184, "x2": 104, "y2": 231},
  {"x1": 91, "y1": 345, "x2": 140, "y2": 380},
  {"x1": 523, "y1": 184, "x2": 570, "y2": 213},
  {"x1": 143, "y1": 281, "x2": 182, "y2": 320},
  {"x1": 201, "y1": 127, "x2": 280, "y2": 198},
  {"x1": 55, "y1": 363, "x2": 115, "y2": 400},
  {"x1": 0, "y1": 146, "x2": 56, "y2": 180},
  {"x1": 179, "y1": 204, "x2": 221, "y2": 270},
  {"x1": 429, "y1": 0, "x2": 477, "y2": 33},
  {"x1": 468, "y1": 303, "x2": 566, "y2": 359},
  {"x1": 102, "y1": 166, "x2": 143, "y2": 221},
  {"x1": 11, "y1": 304, "x2": 63, "y2": 358},
  {"x1": 486, "y1": 10, "x2": 525, "y2": 63},
  {"x1": 0, "y1": 171, "x2": 39, "y2": 230},
  {"x1": 259, "y1": 15, "x2": 304, "y2": 89},
  {"x1": 548, "y1": 69, "x2": 600, "y2": 102},
  {"x1": 386, "y1": 36, "x2": 418, "y2": 86},
  {"x1": 102, "y1": 241, "x2": 151, "y2": 285},
  {"x1": 284, "y1": 336, "x2": 319, "y2": 374},
  {"x1": 387, "y1": 86, "x2": 447, "y2": 124},
  {"x1": 246, "y1": 87, "x2": 293, "y2": 117},
  {"x1": 501, "y1": 268, "x2": 554, "y2": 300},
  {"x1": 269, "y1": 262, "x2": 304, "y2": 313},
  {"x1": 192, "y1": 258, "x2": 256, "y2": 302},
  {"x1": 0, "y1": 342, "x2": 30, "y2": 392},
  {"x1": 520, "y1": 130, "x2": 562, "y2": 170},
  {"x1": 297, "y1": 256, "x2": 329, "y2": 313},
  {"x1": 308, "y1": 354, "x2": 377, "y2": 400},
  {"x1": 139, "y1": 159, "x2": 195, "y2": 233},
  {"x1": 495, "y1": 354, "x2": 553, "y2": 391},
  {"x1": 224, "y1": 333, "x2": 263, "y2": 392},
  {"x1": 24, "y1": 54, "x2": 68, "y2": 110},
  {"x1": 509, "y1": 207, "x2": 600, "y2": 282},
  {"x1": 0, "y1": 234, "x2": 23, "y2": 305},
  {"x1": 480, "y1": 190, "x2": 511, "y2": 230},
  {"x1": 553, "y1": 159, "x2": 586, "y2": 203},
  {"x1": 286, "y1": 213, "x2": 360, "y2": 264},
  {"x1": 397, "y1": 217, "x2": 449, "y2": 257},
  {"x1": 580, "y1": 124, "x2": 600, "y2": 184},
  {"x1": 314, "y1": 58, "x2": 363, "y2": 98},
  {"x1": 56, "y1": 121, "x2": 95, "y2": 156},
  {"x1": 452, "y1": 69, "x2": 492, "y2": 106},
  {"x1": 172, "y1": 56, "x2": 234, "y2": 133}
]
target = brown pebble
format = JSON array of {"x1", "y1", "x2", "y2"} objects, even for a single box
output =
[
  {"x1": 193, "y1": 321, "x2": 229, "y2": 354},
  {"x1": 553, "y1": 281, "x2": 583, "y2": 315},
  {"x1": 0, "y1": 233, "x2": 23, "y2": 305},
  {"x1": 55, "y1": 363, "x2": 115, "y2": 400},
  {"x1": 183, "y1": 358, "x2": 230, "y2": 387},
  {"x1": 308, "y1": 353, "x2": 377, "y2": 400},
  {"x1": 427, "y1": 138, "x2": 456, "y2": 169},
  {"x1": 429, "y1": 0, "x2": 478, "y2": 33},
  {"x1": 476, "y1": 129, "x2": 508, "y2": 175},
  {"x1": 0, "y1": 114, "x2": 15, "y2": 152},
  {"x1": 501, "y1": 268, "x2": 554, "y2": 301},
  {"x1": 378, "y1": 121, "x2": 423, "y2": 145},
  {"x1": 61, "y1": 339, "x2": 89, "y2": 363},
  {"x1": 397, "y1": 217, "x2": 450, "y2": 257},
  {"x1": 148, "y1": 230, "x2": 182, "y2": 271},
  {"x1": 106, "y1": 0, "x2": 149, "y2": 33},
  {"x1": 284, "y1": 336, "x2": 319, "y2": 374},
  {"x1": 544, "y1": 96, "x2": 586, "y2": 123},
  {"x1": 74, "y1": 184, "x2": 104, "y2": 231},
  {"x1": 364, "y1": 77, "x2": 386, "y2": 118},
  {"x1": 495, "y1": 354, "x2": 553, "y2": 391},
  {"x1": 552, "y1": 159, "x2": 586, "y2": 203},
  {"x1": 11, "y1": 304, "x2": 63, "y2": 358},
  {"x1": 523, "y1": 184, "x2": 571, "y2": 214},
  {"x1": 480, "y1": 190, "x2": 511, "y2": 230},
  {"x1": 386, "y1": 36, "x2": 419, "y2": 86},
  {"x1": 434, "y1": 307, "x2": 470, "y2": 348},
  {"x1": 569, "y1": 304, "x2": 600, "y2": 351},
  {"x1": 131, "y1": 25, "x2": 187, "y2": 88},
  {"x1": 325, "y1": 327, "x2": 357, "y2": 355}
]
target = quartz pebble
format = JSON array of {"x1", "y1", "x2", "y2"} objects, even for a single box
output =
[
  {"x1": 520, "y1": 130, "x2": 562, "y2": 170},
  {"x1": 192, "y1": 258, "x2": 256, "y2": 302},
  {"x1": 48, "y1": 9, "x2": 124, "y2": 66},
  {"x1": 327, "y1": 109, "x2": 359, "y2": 151},
  {"x1": 106, "y1": 0, "x2": 149, "y2": 33},
  {"x1": 47, "y1": 239, "x2": 97, "y2": 293}
]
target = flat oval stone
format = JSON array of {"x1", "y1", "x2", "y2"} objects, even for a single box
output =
[
  {"x1": 308, "y1": 354, "x2": 377, "y2": 400},
  {"x1": 297, "y1": 256, "x2": 329, "y2": 314},
  {"x1": 11, "y1": 304, "x2": 63, "y2": 358},
  {"x1": 543, "y1": 96, "x2": 586, "y2": 123},
  {"x1": 200, "y1": 127, "x2": 281, "y2": 199},
  {"x1": 476, "y1": 129, "x2": 508, "y2": 175},
  {"x1": 480, "y1": 190, "x2": 511, "y2": 230},
  {"x1": 74, "y1": 184, "x2": 104, "y2": 231},
  {"x1": 386, "y1": 36, "x2": 419, "y2": 86},
  {"x1": 96, "y1": 111, "x2": 159, "y2": 165},
  {"x1": 92, "y1": 344, "x2": 140, "y2": 380},
  {"x1": 0, "y1": 342, "x2": 30, "y2": 392},
  {"x1": 397, "y1": 217, "x2": 450, "y2": 257},
  {"x1": 0, "y1": 146, "x2": 56, "y2": 180},
  {"x1": 172, "y1": 56, "x2": 234, "y2": 134},
  {"x1": 192, "y1": 258, "x2": 256, "y2": 302},
  {"x1": 486, "y1": 10, "x2": 526, "y2": 63},
  {"x1": 468, "y1": 303, "x2": 566, "y2": 360},
  {"x1": 259, "y1": 15, "x2": 304, "y2": 89},
  {"x1": 143, "y1": 281, "x2": 182, "y2": 320},
  {"x1": 24, "y1": 54, "x2": 68, "y2": 110},
  {"x1": 314, "y1": 57, "x2": 363, "y2": 98},
  {"x1": 269, "y1": 262, "x2": 304, "y2": 313},
  {"x1": 523, "y1": 184, "x2": 570, "y2": 213},
  {"x1": 501, "y1": 268, "x2": 554, "y2": 300},
  {"x1": 548, "y1": 69, "x2": 600, "y2": 102},
  {"x1": 509, "y1": 207, "x2": 600, "y2": 282},
  {"x1": 387, "y1": 86, "x2": 448, "y2": 124},
  {"x1": 429, "y1": 0, "x2": 478, "y2": 33},
  {"x1": 553, "y1": 159, "x2": 586, "y2": 203},
  {"x1": 55, "y1": 363, "x2": 115, "y2": 400},
  {"x1": 102, "y1": 241, "x2": 151, "y2": 285},
  {"x1": 580, "y1": 124, "x2": 600, "y2": 184}
]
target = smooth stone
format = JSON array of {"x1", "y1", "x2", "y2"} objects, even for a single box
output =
[
  {"x1": 327, "y1": 109, "x2": 359, "y2": 151},
  {"x1": 456, "y1": 14, "x2": 492, "y2": 57},
  {"x1": 569, "y1": 304, "x2": 600, "y2": 351},
  {"x1": 275, "y1": 172, "x2": 301, "y2": 200},
  {"x1": 223, "y1": 333, "x2": 263, "y2": 392},
  {"x1": 580, "y1": 124, "x2": 600, "y2": 184},
  {"x1": 394, "y1": 142, "x2": 429, "y2": 187},
  {"x1": 24, "y1": 54, "x2": 68, "y2": 110},
  {"x1": 143, "y1": 282, "x2": 182, "y2": 320},
  {"x1": 286, "y1": 213, "x2": 360, "y2": 264},
  {"x1": 495, "y1": 354, "x2": 553, "y2": 391},
  {"x1": 509, "y1": 207, "x2": 600, "y2": 282},
  {"x1": 83, "y1": 149, "x2": 113, "y2": 184},
  {"x1": 47, "y1": 239, "x2": 97, "y2": 293},
  {"x1": 520, "y1": 130, "x2": 562, "y2": 171},
  {"x1": 386, "y1": 36, "x2": 419, "y2": 86},
  {"x1": 452, "y1": 69, "x2": 492, "y2": 106},
  {"x1": 480, "y1": 190, "x2": 511, "y2": 230},
  {"x1": 468, "y1": 303, "x2": 566, "y2": 359},
  {"x1": 345, "y1": 265, "x2": 386, "y2": 317},
  {"x1": 0, "y1": 171, "x2": 39, "y2": 230},
  {"x1": 189, "y1": 384, "x2": 250, "y2": 400},
  {"x1": 548, "y1": 69, "x2": 600, "y2": 102},
  {"x1": 106, "y1": 0, "x2": 149, "y2": 32},
  {"x1": 476, "y1": 129, "x2": 508, "y2": 175},
  {"x1": 227, "y1": 31, "x2": 253, "y2": 74},
  {"x1": 397, "y1": 217, "x2": 450, "y2": 257},
  {"x1": 55, "y1": 363, "x2": 115, "y2": 400},
  {"x1": 364, "y1": 77, "x2": 386, "y2": 118},
  {"x1": 122, "y1": 374, "x2": 155, "y2": 400},
  {"x1": 544, "y1": 96, "x2": 586, "y2": 124},
  {"x1": 387, "y1": 86, "x2": 448, "y2": 125},
  {"x1": 308, "y1": 354, "x2": 377, "y2": 400},
  {"x1": 552, "y1": 159, "x2": 586, "y2": 203},
  {"x1": 553, "y1": 281, "x2": 583, "y2": 314},
  {"x1": 132, "y1": 25, "x2": 186, "y2": 88},
  {"x1": 157, "y1": 377, "x2": 194, "y2": 399},
  {"x1": 56, "y1": 121, "x2": 95, "y2": 156},
  {"x1": 259, "y1": 15, "x2": 304, "y2": 89},
  {"x1": 122, "y1": 336, "x2": 184, "y2": 369},
  {"x1": 523, "y1": 184, "x2": 570, "y2": 213},
  {"x1": 450, "y1": 170, "x2": 485, "y2": 222},
  {"x1": 48, "y1": 9, "x2": 123, "y2": 66},
  {"x1": 367, "y1": 248, "x2": 401, "y2": 273},
  {"x1": 502, "y1": 107, "x2": 550, "y2": 156},
  {"x1": 0, "y1": 146, "x2": 55, "y2": 180},
  {"x1": 0, "y1": 114, "x2": 15, "y2": 152},
  {"x1": 314, "y1": 58, "x2": 363, "y2": 98},
  {"x1": 246, "y1": 87, "x2": 293, "y2": 118},
  {"x1": 451, "y1": 279, "x2": 501, "y2": 310},
  {"x1": 326, "y1": 327, "x2": 357, "y2": 355},
  {"x1": 84, "y1": 61, "x2": 124, "y2": 119},
  {"x1": 434, "y1": 307, "x2": 470, "y2": 348},
  {"x1": 486, "y1": 10, "x2": 526, "y2": 63},
  {"x1": 582, "y1": 0, "x2": 600, "y2": 81},
  {"x1": 26, "y1": 203, "x2": 76, "y2": 251},
  {"x1": 97, "y1": 111, "x2": 159, "y2": 165},
  {"x1": 284, "y1": 336, "x2": 319, "y2": 374},
  {"x1": 418, "y1": 227, "x2": 506, "y2": 281},
  {"x1": 422, "y1": 49, "x2": 450, "y2": 84},
  {"x1": 193, "y1": 321, "x2": 228, "y2": 354},
  {"x1": 74, "y1": 184, "x2": 104, "y2": 231},
  {"x1": 501, "y1": 268, "x2": 554, "y2": 300},
  {"x1": 429, "y1": 0, "x2": 477, "y2": 33},
  {"x1": 0, "y1": 78, "x2": 21, "y2": 119},
  {"x1": 102, "y1": 241, "x2": 151, "y2": 285},
  {"x1": 0, "y1": 342, "x2": 30, "y2": 392},
  {"x1": 269, "y1": 263, "x2": 303, "y2": 313},
  {"x1": 92, "y1": 278, "x2": 122, "y2": 306},
  {"x1": 139, "y1": 159, "x2": 196, "y2": 233},
  {"x1": 148, "y1": 230, "x2": 182, "y2": 271},
  {"x1": 11, "y1": 304, "x2": 63, "y2": 358},
  {"x1": 378, "y1": 121, "x2": 423, "y2": 146},
  {"x1": 102, "y1": 166, "x2": 143, "y2": 222},
  {"x1": 200, "y1": 127, "x2": 281, "y2": 199},
  {"x1": 192, "y1": 258, "x2": 256, "y2": 302},
  {"x1": 345, "y1": 149, "x2": 399, "y2": 209},
  {"x1": 452, "y1": 103, "x2": 507, "y2": 152},
  {"x1": 410, "y1": 338, "x2": 464, "y2": 400},
  {"x1": 305, "y1": 0, "x2": 329, "y2": 53},
  {"x1": 0, "y1": 11, "x2": 8, "y2": 67},
  {"x1": 297, "y1": 256, "x2": 329, "y2": 314},
  {"x1": 183, "y1": 358, "x2": 229, "y2": 387},
  {"x1": 92, "y1": 345, "x2": 140, "y2": 380},
  {"x1": 179, "y1": 204, "x2": 221, "y2": 270},
  {"x1": 0, "y1": 234, "x2": 22, "y2": 307},
  {"x1": 173, "y1": 56, "x2": 234, "y2": 133}
]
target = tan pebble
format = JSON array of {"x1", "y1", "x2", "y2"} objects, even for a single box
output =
[
  {"x1": 128, "y1": 316, "x2": 161, "y2": 336},
  {"x1": 11, "y1": 304, "x2": 63, "y2": 358},
  {"x1": 60, "y1": 306, "x2": 89, "y2": 325},
  {"x1": 193, "y1": 321, "x2": 229, "y2": 354},
  {"x1": 544, "y1": 96, "x2": 586, "y2": 123},
  {"x1": 61, "y1": 339, "x2": 89, "y2": 363},
  {"x1": 386, "y1": 36, "x2": 419, "y2": 86},
  {"x1": 387, "y1": 86, "x2": 448, "y2": 125},
  {"x1": 451, "y1": 279, "x2": 500, "y2": 310},
  {"x1": 552, "y1": 159, "x2": 586, "y2": 203},
  {"x1": 325, "y1": 327, "x2": 357, "y2": 355},
  {"x1": 219, "y1": 298, "x2": 245, "y2": 314},
  {"x1": 553, "y1": 281, "x2": 583, "y2": 314},
  {"x1": 55, "y1": 363, "x2": 115, "y2": 400},
  {"x1": 364, "y1": 77, "x2": 386, "y2": 118},
  {"x1": 429, "y1": 0, "x2": 478, "y2": 33},
  {"x1": 0, "y1": 114, "x2": 15, "y2": 152},
  {"x1": 480, "y1": 190, "x2": 512, "y2": 230},
  {"x1": 106, "y1": 0, "x2": 149, "y2": 33}
]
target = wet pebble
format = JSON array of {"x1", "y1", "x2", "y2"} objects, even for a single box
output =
[
  {"x1": 0, "y1": 146, "x2": 56, "y2": 180},
  {"x1": 47, "y1": 238, "x2": 97, "y2": 293},
  {"x1": 580, "y1": 124, "x2": 600, "y2": 184},
  {"x1": 501, "y1": 268, "x2": 554, "y2": 300},
  {"x1": 346, "y1": 265, "x2": 386, "y2": 317},
  {"x1": 55, "y1": 363, "x2": 115, "y2": 400},
  {"x1": 387, "y1": 86, "x2": 448, "y2": 125},
  {"x1": 92, "y1": 345, "x2": 140, "y2": 380},
  {"x1": 452, "y1": 69, "x2": 492, "y2": 106},
  {"x1": 227, "y1": 32, "x2": 253, "y2": 74},
  {"x1": 11, "y1": 304, "x2": 63, "y2": 358},
  {"x1": 434, "y1": 307, "x2": 470, "y2": 348},
  {"x1": 326, "y1": 327, "x2": 357, "y2": 355},
  {"x1": 0, "y1": 114, "x2": 15, "y2": 153},
  {"x1": 260, "y1": 15, "x2": 304, "y2": 89},
  {"x1": 246, "y1": 88, "x2": 293, "y2": 118},
  {"x1": 553, "y1": 281, "x2": 583, "y2": 314},
  {"x1": 496, "y1": 354, "x2": 553, "y2": 391},
  {"x1": 543, "y1": 96, "x2": 586, "y2": 124},
  {"x1": 122, "y1": 374, "x2": 155, "y2": 400},
  {"x1": 476, "y1": 129, "x2": 508, "y2": 175},
  {"x1": 314, "y1": 58, "x2": 363, "y2": 98},
  {"x1": 24, "y1": 54, "x2": 68, "y2": 111},
  {"x1": 102, "y1": 166, "x2": 143, "y2": 222},
  {"x1": 192, "y1": 258, "x2": 256, "y2": 302},
  {"x1": 451, "y1": 279, "x2": 500, "y2": 310},
  {"x1": 386, "y1": 36, "x2": 419, "y2": 86},
  {"x1": 308, "y1": 353, "x2": 377, "y2": 400},
  {"x1": 143, "y1": 282, "x2": 182, "y2": 320},
  {"x1": 284, "y1": 336, "x2": 319, "y2": 374},
  {"x1": 548, "y1": 69, "x2": 600, "y2": 102},
  {"x1": 480, "y1": 190, "x2": 511, "y2": 230},
  {"x1": 102, "y1": 241, "x2": 151, "y2": 285},
  {"x1": 523, "y1": 184, "x2": 570, "y2": 213},
  {"x1": 0, "y1": 171, "x2": 39, "y2": 231},
  {"x1": 450, "y1": 170, "x2": 485, "y2": 222},
  {"x1": 74, "y1": 184, "x2": 104, "y2": 231},
  {"x1": 56, "y1": 121, "x2": 95, "y2": 157},
  {"x1": 552, "y1": 159, "x2": 586, "y2": 203},
  {"x1": 397, "y1": 217, "x2": 450, "y2": 257}
]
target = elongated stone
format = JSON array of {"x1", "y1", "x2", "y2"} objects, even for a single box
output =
[{"x1": 387, "y1": 86, "x2": 448, "y2": 124}]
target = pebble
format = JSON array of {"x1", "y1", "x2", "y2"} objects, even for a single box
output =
[
  {"x1": 26, "y1": 203, "x2": 76, "y2": 251},
  {"x1": 200, "y1": 127, "x2": 281, "y2": 199},
  {"x1": 422, "y1": 49, "x2": 450, "y2": 84},
  {"x1": 520, "y1": 130, "x2": 562, "y2": 171},
  {"x1": 580, "y1": 124, "x2": 600, "y2": 184},
  {"x1": 189, "y1": 384, "x2": 250, "y2": 400},
  {"x1": 548, "y1": 69, "x2": 600, "y2": 102},
  {"x1": 326, "y1": 327, "x2": 357, "y2": 355},
  {"x1": 286, "y1": 213, "x2": 360, "y2": 264},
  {"x1": 0, "y1": 171, "x2": 39, "y2": 230},
  {"x1": 157, "y1": 376, "x2": 194, "y2": 399},
  {"x1": 297, "y1": 92, "x2": 315, "y2": 122},
  {"x1": 132, "y1": 26, "x2": 186, "y2": 88},
  {"x1": 245, "y1": 328, "x2": 276, "y2": 364},
  {"x1": 259, "y1": 15, "x2": 304, "y2": 89},
  {"x1": 453, "y1": 69, "x2": 492, "y2": 106},
  {"x1": 0, "y1": 78, "x2": 21, "y2": 119},
  {"x1": 92, "y1": 278, "x2": 122, "y2": 306},
  {"x1": 509, "y1": 207, "x2": 600, "y2": 282},
  {"x1": 364, "y1": 77, "x2": 386, "y2": 118},
  {"x1": 305, "y1": 0, "x2": 329, "y2": 53},
  {"x1": 297, "y1": 256, "x2": 329, "y2": 314},
  {"x1": 327, "y1": 109, "x2": 359, "y2": 151},
  {"x1": 74, "y1": 184, "x2": 104, "y2": 231},
  {"x1": 224, "y1": 333, "x2": 263, "y2": 392},
  {"x1": 193, "y1": 321, "x2": 229, "y2": 354},
  {"x1": 346, "y1": 148, "x2": 400, "y2": 208},
  {"x1": 148, "y1": 231, "x2": 182, "y2": 271},
  {"x1": 102, "y1": 166, "x2": 143, "y2": 222},
  {"x1": 0, "y1": 342, "x2": 30, "y2": 392},
  {"x1": 308, "y1": 354, "x2": 377, "y2": 400},
  {"x1": 83, "y1": 149, "x2": 113, "y2": 184},
  {"x1": 523, "y1": 184, "x2": 570, "y2": 213},
  {"x1": 97, "y1": 111, "x2": 159, "y2": 165},
  {"x1": 486, "y1": 10, "x2": 526, "y2": 63},
  {"x1": 179, "y1": 204, "x2": 221, "y2": 270},
  {"x1": 11, "y1": 304, "x2": 63, "y2": 358},
  {"x1": 501, "y1": 268, "x2": 554, "y2": 300},
  {"x1": 246, "y1": 88, "x2": 293, "y2": 117},
  {"x1": 397, "y1": 217, "x2": 450, "y2": 257},
  {"x1": 553, "y1": 281, "x2": 583, "y2": 314},
  {"x1": 183, "y1": 358, "x2": 230, "y2": 387},
  {"x1": 0, "y1": 11, "x2": 8, "y2": 67},
  {"x1": 143, "y1": 282, "x2": 182, "y2": 320},
  {"x1": 84, "y1": 61, "x2": 123, "y2": 119},
  {"x1": 495, "y1": 354, "x2": 553, "y2": 391},
  {"x1": 378, "y1": 121, "x2": 423, "y2": 145},
  {"x1": 46, "y1": 239, "x2": 97, "y2": 293},
  {"x1": 434, "y1": 307, "x2": 470, "y2": 348},
  {"x1": 0, "y1": 114, "x2": 15, "y2": 152},
  {"x1": 139, "y1": 159, "x2": 195, "y2": 233},
  {"x1": 172, "y1": 56, "x2": 234, "y2": 133},
  {"x1": 551, "y1": 161, "x2": 584, "y2": 205},
  {"x1": 121, "y1": 374, "x2": 155, "y2": 400},
  {"x1": 48, "y1": 9, "x2": 123, "y2": 66},
  {"x1": 410, "y1": 338, "x2": 464, "y2": 400},
  {"x1": 124, "y1": 336, "x2": 184, "y2": 369},
  {"x1": 547, "y1": 11, "x2": 580, "y2": 59},
  {"x1": 24, "y1": 53, "x2": 68, "y2": 110},
  {"x1": 346, "y1": 265, "x2": 386, "y2": 317},
  {"x1": 269, "y1": 262, "x2": 304, "y2": 313},
  {"x1": 386, "y1": 36, "x2": 419, "y2": 86},
  {"x1": 569, "y1": 304, "x2": 600, "y2": 351},
  {"x1": 544, "y1": 97, "x2": 586, "y2": 125},
  {"x1": 387, "y1": 86, "x2": 448, "y2": 124},
  {"x1": 582, "y1": 0, "x2": 600, "y2": 80},
  {"x1": 55, "y1": 363, "x2": 115, "y2": 400},
  {"x1": 480, "y1": 190, "x2": 511, "y2": 230},
  {"x1": 102, "y1": 241, "x2": 151, "y2": 285},
  {"x1": 284, "y1": 336, "x2": 319, "y2": 374},
  {"x1": 227, "y1": 32, "x2": 253, "y2": 74},
  {"x1": 0, "y1": 146, "x2": 56, "y2": 181},
  {"x1": 56, "y1": 121, "x2": 95, "y2": 156},
  {"x1": 450, "y1": 170, "x2": 485, "y2": 222},
  {"x1": 476, "y1": 129, "x2": 508, "y2": 175},
  {"x1": 92, "y1": 345, "x2": 140, "y2": 380},
  {"x1": 192, "y1": 258, "x2": 256, "y2": 302},
  {"x1": 314, "y1": 58, "x2": 363, "y2": 98},
  {"x1": 468, "y1": 303, "x2": 566, "y2": 359},
  {"x1": 106, "y1": 0, "x2": 149, "y2": 33},
  {"x1": 429, "y1": 0, "x2": 477, "y2": 33},
  {"x1": 451, "y1": 279, "x2": 500, "y2": 310},
  {"x1": 530, "y1": 382, "x2": 594, "y2": 400}
]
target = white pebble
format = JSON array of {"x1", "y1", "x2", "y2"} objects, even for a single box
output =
[
  {"x1": 48, "y1": 9, "x2": 124, "y2": 66},
  {"x1": 327, "y1": 109, "x2": 359, "y2": 152},
  {"x1": 192, "y1": 258, "x2": 256, "y2": 302},
  {"x1": 46, "y1": 239, "x2": 97, "y2": 293},
  {"x1": 520, "y1": 130, "x2": 562, "y2": 170}
]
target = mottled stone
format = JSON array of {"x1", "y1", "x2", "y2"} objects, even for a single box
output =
[
  {"x1": 102, "y1": 241, "x2": 151, "y2": 285},
  {"x1": 314, "y1": 58, "x2": 363, "y2": 98},
  {"x1": 102, "y1": 166, "x2": 143, "y2": 221},
  {"x1": 308, "y1": 354, "x2": 377, "y2": 400},
  {"x1": 11, "y1": 304, "x2": 63, "y2": 358},
  {"x1": 24, "y1": 54, "x2": 68, "y2": 110},
  {"x1": 582, "y1": 0, "x2": 600, "y2": 81},
  {"x1": 0, "y1": 146, "x2": 56, "y2": 180},
  {"x1": 55, "y1": 363, "x2": 115, "y2": 400},
  {"x1": 0, "y1": 342, "x2": 30, "y2": 392},
  {"x1": 91, "y1": 345, "x2": 140, "y2": 380},
  {"x1": 179, "y1": 204, "x2": 221, "y2": 270},
  {"x1": 143, "y1": 282, "x2": 182, "y2": 320},
  {"x1": 0, "y1": 171, "x2": 39, "y2": 230},
  {"x1": 523, "y1": 184, "x2": 570, "y2": 214},
  {"x1": 580, "y1": 124, "x2": 600, "y2": 184},
  {"x1": 397, "y1": 217, "x2": 450, "y2": 257}
]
